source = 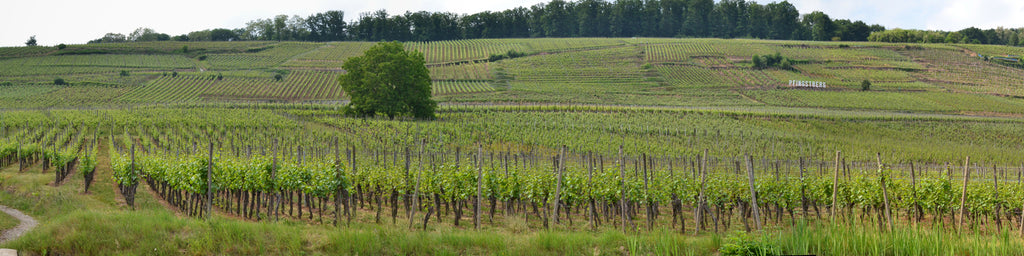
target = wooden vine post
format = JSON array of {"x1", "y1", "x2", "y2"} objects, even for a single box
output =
[
  {"x1": 799, "y1": 158, "x2": 807, "y2": 216},
  {"x1": 993, "y1": 164, "x2": 1000, "y2": 232},
  {"x1": 409, "y1": 144, "x2": 423, "y2": 230},
  {"x1": 619, "y1": 145, "x2": 627, "y2": 233},
  {"x1": 830, "y1": 151, "x2": 840, "y2": 223},
  {"x1": 876, "y1": 153, "x2": 893, "y2": 232},
  {"x1": 587, "y1": 151, "x2": 596, "y2": 231},
  {"x1": 551, "y1": 146, "x2": 565, "y2": 228},
  {"x1": 206, "y1": 142, "x2": 213, "y2": 219},
  {"x1": 474, "y1": 146, "x2": 483, "y2": 230},
  {"x1": 128, "y1": 143, "x2": 136, "y2": 209},
  {"x1": 957, "y1": 156, "x2": 970, "y2": 233},
  {"x1": 910, "y1": 162, "x2": 919, "y2": 225},
  {"x1": 271, "y1": 139, "x2": 279, "y2": 222},
  {"x1": 349, "y1": 145, "x2": 357, "y2": 224},
  {"x1": 695, "y1": 149, "x2": 708, "y2": 235},
  {"x1": 333, "y1": 140, "x2": 342, "y2": 227},
  {"x1": 745, "y1": 154, "x2": 761, "y2": 231}
]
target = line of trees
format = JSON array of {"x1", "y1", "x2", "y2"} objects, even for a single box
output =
[
  {"x1": 83, "y1": 0, "x2": 1013, "y2": 46},
  {"x1": 868, "y1": 27, "x2": 1024, "y2": 46},
  {"x1": 208, "y1": 0, "x2": 884, "y2": 42}
]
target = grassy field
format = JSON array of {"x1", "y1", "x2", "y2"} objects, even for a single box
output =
[
  {"x1": 0, "y1": 106, "x2": 1023, "y2": 255},
  {"x1": 2, "y1": 38, "x2": 1024, "y2": 255},
  {"x1": 1, "y1": 38, "x2": 1023, "y2": 115}
]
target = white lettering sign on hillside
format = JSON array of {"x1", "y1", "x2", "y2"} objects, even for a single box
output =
[{"x1": 788, "y1": 80, "x2": 826, "y2": 88}]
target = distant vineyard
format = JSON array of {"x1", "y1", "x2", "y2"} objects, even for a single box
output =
[
  {"x1": 407, "y1": 39, "x2": 529, "y2": 64},
  {"x1": 502, "y1": 47, "x2": 645, "y2": 85},
  {"x1": 206, "y1": 42, "x2": 320, "y2": 70},
  {"x1": 429, "y1": 62, "x2": 492, "y2": 81},
  {"x1": 282, "y1": 42, "x2": 376, "y2": 69},
  {"x1": 121, "y1": 70, "x2": 342, "y2": 103},
  {"x1": 432, "y1": 81, "x2": 494, "y2": 94},
  {"x1": 0, "y1": 54, "x2": 195, "y2": 77}
]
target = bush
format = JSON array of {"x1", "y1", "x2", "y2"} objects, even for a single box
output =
[
  {"x1": 720, "y1": 233, "x2": 778, "y2": 256},
  {"x1": 488, "y1": 54, "x2": 506, "y2": 62},
  {"x1": 0, "y1": 81, "x2": 13, "y2": 86},
  {"x1": 752, "y1": 52, "x2": 792, "y2": 70},
  {"x1": 506, "y1": 50, "x2": 526, "y2": 58},
  {"x1": 197, "y1": 55, "x2": 207, "y2": 61},
  {"x1": 488, "y1": 50, "x2": 527, "y2": 62},
  {"x1": 181, "y1": 45, "x2": 188, "y2": 53},
  {"x1": 172, "y1": 71, "x2": 178, "y2": 77},
  {"x1": 57, "y1": 44, "x2": 67, "y2": 50},
  {"x1": 54, "y1": 78, "x2": 67, "y2": 85},
  {"x1": 274, "y1": 74, "x2": 283, "y2": 81},
  {"x1": 216, "y1": 73, "x2": 223, "y2": 80},
  {"x1": 641, "y1": 63, "x2": 652, "y2": 70},
  {"x1": 120, "y1": 70, "x2": 130, "y2": 77},
  {"x1": 861, "y1": 80, "x2": 871, "y2": 91}
]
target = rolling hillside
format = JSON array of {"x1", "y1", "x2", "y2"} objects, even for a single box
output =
[{"x1": 1, "y1": 38, "x2": 1023, "y2": 115}]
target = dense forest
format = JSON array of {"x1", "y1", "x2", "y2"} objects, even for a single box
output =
[{"x1": 87, "y1": 0, "x2": 1022, "y2": 46}]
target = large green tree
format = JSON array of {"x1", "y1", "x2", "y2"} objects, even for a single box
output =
[{"x1": 339, "y1": 41, "x2": 436, "y2": 119}]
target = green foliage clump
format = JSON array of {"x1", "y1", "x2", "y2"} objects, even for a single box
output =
[
  {"x1": 274, "y1": 74, "x2": 283, "y2": 81},
  {"x1": 54, "y1": 78, "x2": 67, "y2": 85},
  {"x1": 339, "y1": 41, "x2": 436, "y2": 119},
  {"x1": 861, "y1": 79, "x2": 871, "y2": 91},
  {"x1": 720, "y1": 233, "x2": 778, "y2": 256},
  {"x1": 752, "y1": 52, "x2": 793, "y2": 70},
  {"x1": 488, "y1": 50, "x2": 528, "y2": 62},
  {"x1": 0, "y1": 81, "x2": 12, "y2": 86},
  {"x1": 120, "y1": 70, "x2": 130, "y2": 77},
  {"x1": 197, "y1": 55, "x2": 207, "y2": 61},
  {"x1": 57, "y1": 44, "x2": 67, "y2": 50}
]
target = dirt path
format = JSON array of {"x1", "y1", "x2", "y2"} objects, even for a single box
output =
[{"x1": 0, "y1": 205, "x2": 36, "y2": 243}]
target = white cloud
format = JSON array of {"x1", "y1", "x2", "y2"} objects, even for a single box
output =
[
  {"x1": 787, "y1": 0, "x2": 1024, "y2": 30},
  {"x1": 928, "y1": 0, "x2": 1024, "y2": 30}
]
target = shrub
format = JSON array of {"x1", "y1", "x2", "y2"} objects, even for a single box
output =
[
  {"x1": 172, "y1": 71, "x2": 178, "y2": 77},
  {"x1": 57, "y1": 44, "x2": 67, "y2": 50},
  {"x1": 197, "y1": 55, "x2": 207, "y2": 61},
  {"x1": 274, "y1": 74, "x2": 283, "y2": 81},
  {"x1": 506, "y1": 50, "x2": 526, "y2": 58},
  {"x1": 0, "y1": 81, "x2": 13, "y2": 86},
  {"x1": 54, "y1": 78, "x2": 67, "y2": 85},
  {"x1": 752, "y1": 52, "x2": 792, "y2": 70},
  {"x1": 216, "y1": 73, "x2": 223, "y2": 80},
  {"x1": 641, "y1": 63, "x2": 652, "y2": 70},
  {"x1": 182, "y1": 45, "x2": 188, "y2": 53},
  {"x1": 780, "y1": 58, "x2": 792, "y2": 70},
  {"x1": 720, "y1": 233, "x2": 778, "y2": 256},
  {"x1": 120, "y1": 70, "x2": 130, "y2": 77},
  {"x1": 488, "y1": 54, "x2": 506, "y2": 62},
  {"x1": 861, "y1": 79, "x2": 871, "y2": 91}
]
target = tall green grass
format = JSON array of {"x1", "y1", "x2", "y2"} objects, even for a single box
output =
[{"x1": 769, "y1": 222, "x2": 1024, "y2": 256}]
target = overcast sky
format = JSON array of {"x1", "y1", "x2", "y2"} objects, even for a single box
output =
[{"x1": 2, "y1": 0, "x2": 1023, "y2": 47}]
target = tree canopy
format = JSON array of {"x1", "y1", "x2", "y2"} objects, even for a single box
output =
[
  {"x1": 81, "y1": 0, "x2": 1023, "y2": 47},
  {"x1": 339, "y1": 41, "x2": 436, "y2": 119}
]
